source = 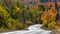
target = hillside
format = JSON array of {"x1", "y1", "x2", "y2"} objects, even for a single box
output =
[
  {"x1": 19, "y1": 0, "x2": 60, "y2": 3},
  {"x1": 17, "y1": 0, "x2": 60, "y2": 5},
  {"x1": 0, "y1": 0, "x2": 60, "y2": 33},
  {"x1": 40, "y1": 0, "x2": 60, "y2": 2}
]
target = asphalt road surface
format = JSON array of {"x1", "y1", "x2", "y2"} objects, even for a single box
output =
[{"x1": 0, "y1": 24, "x2": 54, "y2": 34}]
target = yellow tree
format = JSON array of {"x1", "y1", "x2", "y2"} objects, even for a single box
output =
[{"x1": 41, "y1": 9, "x2": 57, "y2": 30}]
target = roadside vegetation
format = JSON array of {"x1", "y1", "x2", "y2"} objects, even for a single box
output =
[{"x1": 0, "y1": 0, "x2": 60, "y2": 32}]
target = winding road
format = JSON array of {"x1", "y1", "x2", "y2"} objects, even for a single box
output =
[{"x1": 0, "y1": 24, "x2": 54, "y2": 34}]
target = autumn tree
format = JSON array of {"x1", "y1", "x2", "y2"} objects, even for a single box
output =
[{"x1": 41, "y1": 9, "x2": 57, "y2": 30}]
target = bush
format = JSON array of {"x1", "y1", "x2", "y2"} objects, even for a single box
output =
[
  {"x1": 10, "y1": 19, "x2": 24, "y2": 30},
  {"x1": 42, "y1": 21, "x2": 56, "y2": 30}
]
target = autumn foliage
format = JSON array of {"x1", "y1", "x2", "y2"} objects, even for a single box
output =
[{"x1": 0, "y1": 0, "x2": 60, "y2": 31}]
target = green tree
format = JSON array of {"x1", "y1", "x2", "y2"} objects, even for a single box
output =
[{"x1": 0, "y1": 6, "x2": 11, "y2": 28}]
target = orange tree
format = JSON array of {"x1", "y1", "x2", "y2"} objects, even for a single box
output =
[{"x1": 41, "y1": 9, "x2": 57, "y2": 30}]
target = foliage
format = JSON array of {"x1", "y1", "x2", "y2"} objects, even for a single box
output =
[
  {"x1": 41, "y1": 9, "x2": 57, "y2": 30},
  {"x1": 0, "y1": 6, "x2": 11, "y2": 28},
  {"x1": 42, "y1": 21, "x2": 56, "y2": 30},
  {"x1": 0, "y1": 0, "x2": 60, "y2": 31}
]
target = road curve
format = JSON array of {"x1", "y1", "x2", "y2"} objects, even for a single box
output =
[{"x1": 0, "y1": 24, "x2": 54, "y2": 34}]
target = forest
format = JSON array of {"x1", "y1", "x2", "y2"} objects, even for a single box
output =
[{"x1": 0, "y1": 0, "x2": 60, "y2": 32}]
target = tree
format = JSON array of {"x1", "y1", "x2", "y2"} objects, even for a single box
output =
[
  {"x1": 41, "y1": 9, "x2": 57, "y2": 30},
  {"x1": 28, "y1": 10, "x2": 36, "y2": 24},
  {"x1": 38, "y1": 3, "x2": 45, "y2": 11},
  {"x1": 8, "y1": 2, "x2": 25, "y2": 20},
  {"x1": 55, "y1": 3, "x2": 60, "y2": 21},
  {"x1": 0, "y1": 6, "x2": 11, "y2": 28}
]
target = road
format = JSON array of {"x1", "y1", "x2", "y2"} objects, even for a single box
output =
[{"x1": 0, "y1": 24, "x2": 54, "y2": 34}]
